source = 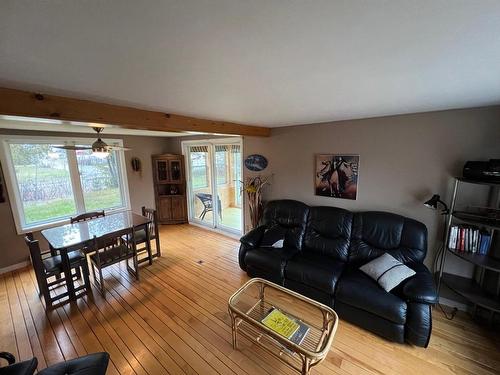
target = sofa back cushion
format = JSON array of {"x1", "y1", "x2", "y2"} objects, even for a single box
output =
[
  {"x1": 262, "y1": 200, "x2": 309, "y2": 250},
  {"x1": 349, "y1": 211, "x2": 427, "y2": 266},
  {"x1": 303, "y1": 206, "x2": 353, "y2": 261}
]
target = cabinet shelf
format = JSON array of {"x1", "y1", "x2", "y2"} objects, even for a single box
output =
[
  {"x1": 452, "y1": 211, "x2": 500, "y2": 231},
  {"x1": 442, "y1": 273, "x2": 500, "y2": 313},
  {"x1": 448, "y1": 248, "x2": 500, "y2": 272}
]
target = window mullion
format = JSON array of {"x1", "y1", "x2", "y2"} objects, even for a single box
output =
[{"x1": 67, "y1": 150, "x2": 86, "y2": 213}]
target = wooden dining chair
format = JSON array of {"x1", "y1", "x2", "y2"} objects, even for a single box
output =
[
  {"x1": 24, "y1": 234, "x2": 91, "y2": 308},
  {"x1": 141, "y1": 206, "x2": 161, "y2": 259},
  {"x1": 70, "y1": 210, "x2": 105, "y2": 223},
  {"x1": 89, "y1": 228, "x2": 139, "y2": 295},
  {"x1": 71, "y1": 210, "x2": 117, "y2": 258},
  {"x1": 121, "y1": 206, "x2": 161, "y2": 265}
]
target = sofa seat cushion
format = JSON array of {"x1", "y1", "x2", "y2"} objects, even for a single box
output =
[
  {"x1": 285, "y1": 253, "x2": 345, "y2": 294},
  {"x1": 43, "y1": 250, "x2": 86, "y2": 274},
  {"x1": 260, "y1": 225, "x2": 287, "y2": 248},
  {"x1": 336, "y1": 269, "x2": 407, "y2": 325},
  {"x1": 123, "y1": 228, "x2": 149, "y2": 244},
  {"x1": 244, "y1": 247, "x2": 298, "y2": 279}
]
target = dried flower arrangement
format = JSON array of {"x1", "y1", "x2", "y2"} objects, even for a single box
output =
[{"x1": 240, "y1": 175, "x2": 271, "y2": 229}]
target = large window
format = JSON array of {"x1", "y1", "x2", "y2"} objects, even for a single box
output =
[
  {"x1": 215, "y1": 145, "x2": 228, "y2": 185},
  {"x1": 76, "y1": 149, "x2": 124, "y2": 211},
  {"x1": 1, "y1": 136, "x2": 130, "y2": 233},
  {"x1": 190, "y1": 150, "x2": 209, "y2": 189}
]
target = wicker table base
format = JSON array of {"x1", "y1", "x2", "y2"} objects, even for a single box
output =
[{"x1": 228, "y1": 278, "x2": 338, "y2": 375}]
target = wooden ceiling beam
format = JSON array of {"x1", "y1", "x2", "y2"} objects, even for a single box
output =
[{"x1": 0, "y1": 87, "x2": 270, "y2": 137}]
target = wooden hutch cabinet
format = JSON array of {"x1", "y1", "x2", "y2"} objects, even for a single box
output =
[{"x1": 152, "y1": 154, "x2": 188, "y2": 224}]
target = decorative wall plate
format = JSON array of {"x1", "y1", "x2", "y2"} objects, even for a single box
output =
[{"x1": 245, "y1": 154, "x2": 268, "y2": 171}]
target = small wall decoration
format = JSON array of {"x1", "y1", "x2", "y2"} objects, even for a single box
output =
[
  {"x1": 315, "y1": 154, "x2": 359, "y2": 200},
  {"x1": 131, "y1": 157, "x2": 142, "y2": 172},
  {"x1": 244, "y1": 154, "x2": 268, "y2": 171}
]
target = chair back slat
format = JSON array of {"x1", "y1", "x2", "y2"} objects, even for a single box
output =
[
  {"x1": 142, "y1": 206, "x2": 158, "y2": 238},
  {"x1": 94, "y1": 227, "x2": 133, "y2": 250},
  {"x1": 24, "y1": 234, "x2": 53, "y2": 306},
  {"x1": 89, "y1": 226, "x2": 139, "y2": 295},
  {"x1": 24, "y1": 234, "x2": 44, "y2": 275},
  {"x1": 92, "y1": 228, "x2": 136, "y2": 269},
  {"x1": 71, "y1": 210, "x2": 105, "y2": 223}
]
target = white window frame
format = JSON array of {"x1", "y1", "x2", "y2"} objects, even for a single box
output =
[
  {"x1": 0, "y1": 134, "x2": 131, "y2": 234},
  {"x1": 182, "y1": 137, "x2": 244, "y2": 236}
]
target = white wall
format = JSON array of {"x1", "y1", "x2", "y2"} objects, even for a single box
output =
[{"x1": 243, "y1": 105, "x2": 500, "y2": 274}]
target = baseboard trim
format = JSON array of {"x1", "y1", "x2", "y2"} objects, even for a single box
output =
[{"x1": 0, "y1": 260, "x2": 30, "y2": 275}]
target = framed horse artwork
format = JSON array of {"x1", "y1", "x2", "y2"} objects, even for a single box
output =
[{"x1": 315, "y1": 154, "x2": 359, "y2": 200}]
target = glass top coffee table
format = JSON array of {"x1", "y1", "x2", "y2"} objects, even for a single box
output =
[{"x1": 228, "y1": 278, "x2": 338, "y2": 375}]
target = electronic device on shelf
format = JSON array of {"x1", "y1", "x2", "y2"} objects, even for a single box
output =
[{"x1": 463, "y1": 159, "x2": 500, "y2": 182}]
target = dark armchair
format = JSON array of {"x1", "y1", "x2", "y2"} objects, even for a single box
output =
[
  {"x1": 0, "y1": 352, "x2": 37, "y2": 375},
  {"x1": 0, "y1": 352, "x2": 109, "y2": 375}
]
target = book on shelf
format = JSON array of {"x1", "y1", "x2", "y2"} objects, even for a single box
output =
[
  {"x1": 261, "y1": 307, "x2": 310, "y2": 348},
  {"x1": 448, "y1": 225, "x2": 491, "y2": 255}
]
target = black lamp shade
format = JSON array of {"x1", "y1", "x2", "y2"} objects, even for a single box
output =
[{"x1": 424, "y1": 194, "x2": 440, "y2": 210}]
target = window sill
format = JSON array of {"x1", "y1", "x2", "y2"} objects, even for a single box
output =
[{"x1": 17, "y1": 206, "x2": 131, "y2": 235}]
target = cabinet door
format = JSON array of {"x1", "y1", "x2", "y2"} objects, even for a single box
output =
[
  {"x1": 158, "y1": 197, "x2": 172, "y2": 222},
  {"x1": 155, "y1": 160, "x2": 169, "y2": 183},
  {"x1": 171, "y1": 196, "x2": 186, "y2": 221},
  {"x1": 169, "y1": 159, "x2": 183, "y2": 182}
]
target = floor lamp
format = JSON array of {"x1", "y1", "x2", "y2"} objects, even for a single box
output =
[{"x1": 424, "y1": 194, "x2": 458, "y2": 320}]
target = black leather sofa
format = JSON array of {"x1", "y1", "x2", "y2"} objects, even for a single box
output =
[{"x1": 239, "y1": 199, "x2": 438, "y2": 347}]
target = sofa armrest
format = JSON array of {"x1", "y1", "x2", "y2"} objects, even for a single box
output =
[
  {"x1": 402, "y1": 263, "x2": 438, "y2": 304},
  {"x1": 240, "y1": 225, "x2": 266, "y2": 248},
  {"x1": 238, "y1": 226, "x2": 267, "y2": 271}
]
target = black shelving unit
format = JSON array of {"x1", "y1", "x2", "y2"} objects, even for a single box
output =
[
  {"x1": 437, "y1": 177, "x2": 500, "y2": 324},
  {"x1": 441, "y1": 273, "x2": 500, "y2": 313}
]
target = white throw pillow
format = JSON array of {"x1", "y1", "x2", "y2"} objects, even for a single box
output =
[{"x1": 359, "y1": 253, "x2": 416, "y2": 292}]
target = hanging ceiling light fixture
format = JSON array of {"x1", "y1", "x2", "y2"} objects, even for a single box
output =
[
  {"x1": 54, "y1": 127, "x2": 130, "y2": 157},
  {"x1": 90, "y1": 137, "x2": 110, "y2": 158}
]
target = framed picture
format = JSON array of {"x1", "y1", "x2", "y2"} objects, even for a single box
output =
[{"x1": 315, "y1": 154, "x2": 359, "y2": 200}]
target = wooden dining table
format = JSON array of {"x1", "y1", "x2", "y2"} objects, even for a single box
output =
[{"x1": 41, "y1": 211, "x2": 151, "y2": 301}]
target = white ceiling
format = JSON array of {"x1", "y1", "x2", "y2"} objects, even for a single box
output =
[{"x1": 1, "y1": 1, "x2": 499, "y2": 128}]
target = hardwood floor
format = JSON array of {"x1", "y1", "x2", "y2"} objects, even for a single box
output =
[{"x1": 1, "y1": 224, "x2": 499, "y2": 374}]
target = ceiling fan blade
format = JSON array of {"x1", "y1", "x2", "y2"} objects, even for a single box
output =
[
  {"x1": 106, "y1": 146, "x2": 131, "y2": 151},
  {"x1": 53, "y1": 145, "x2": 93, "y2": 150}
]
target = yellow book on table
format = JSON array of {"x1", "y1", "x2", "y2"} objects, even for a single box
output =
[{"x1": 261, "y1": 308, "x2": 299, "y2": 339}]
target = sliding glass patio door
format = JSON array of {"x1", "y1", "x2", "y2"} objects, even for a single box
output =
[{"x1": 184, "y1": 139, "x2": 242, "y2": 235}]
